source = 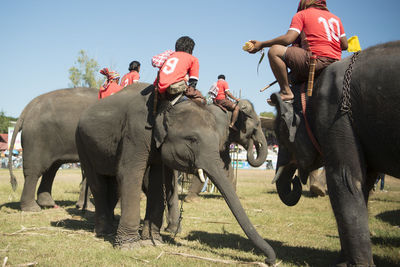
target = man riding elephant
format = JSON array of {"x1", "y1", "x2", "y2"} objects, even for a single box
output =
[{"x1": 246, "y1": 0, "x2": 348, "y2": 104}]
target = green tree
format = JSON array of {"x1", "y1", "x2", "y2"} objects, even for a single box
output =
[
  {"x1": 259, "y1": 111, "x2": 275, "y2": 118},
  {"x1": 0, "y1": 111, "x2": 17, "y2": 133},
  {"x1": 68, "y1": 50, "x2": 103, "y2": 88}
]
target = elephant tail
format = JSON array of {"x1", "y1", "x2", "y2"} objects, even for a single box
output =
[{"x1": 8, "y1": 107, "x2": 26, "y2": 191}]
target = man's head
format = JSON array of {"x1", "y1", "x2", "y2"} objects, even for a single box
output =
[
  {"x1": 129, "y1": 61, "x2": 141, "y2": 72},
  {"x1": 100, "y1": 68, "x2": 120, "y2": 82},
  {"x1": 297, "y1": 0, "x2": 328, "y2": 12},
  {"x1": 175, "y1": 36, "x2": 195, "y2": 54},
  {"x1": 218, "y1": 74, "x2": 225, "y2": 80}
]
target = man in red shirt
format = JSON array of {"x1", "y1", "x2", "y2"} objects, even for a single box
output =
[
  {"x1": 120, "y1": 61, "x2": 141, "y2": 88},
  {"x1": 98, "y1": 68, "x2": 122, "y2": 99},
  {"x1": 155, "y1": 36, "x2": 205, "y2": 104},
  {"x1": 214, "y1": 75, "x2": 240, "y2": 131},
  {"x1": 248, "y1": 0, "x2": 348, "y2": 102}
]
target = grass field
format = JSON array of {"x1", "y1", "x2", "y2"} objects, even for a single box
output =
[{"x1": 0, "y1": 168, "x2": 399, "y2": 266}]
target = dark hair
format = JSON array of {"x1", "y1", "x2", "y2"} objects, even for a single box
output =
[
  {"x1": 175, "y1": 36, "x2": 195, "y2": 54},
  {"x1": 218, "y1": 74, "x2": 225, "y2": 80},
  {"x1": 129, "y1": 61, "x2": 141, "y2": 71}
]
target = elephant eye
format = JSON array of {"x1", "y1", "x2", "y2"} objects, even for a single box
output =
[{"x1": 185, "y1": 136, "x2": 197, "y2": 143}]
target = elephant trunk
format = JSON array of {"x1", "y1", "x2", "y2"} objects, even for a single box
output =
[
  {"x1": 246, "y1": 130, "x2": 268, "y2": 167},
  {"x1": 275, "y1": 162, "x2": 302, "y2": 206},
  {"x1": 204, "y1": 163, "x2": 276, "y2": 265}
]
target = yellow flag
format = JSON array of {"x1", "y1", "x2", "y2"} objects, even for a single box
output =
[{"x1": 347, "y1": 36, "x2": 362, "y2": 52}]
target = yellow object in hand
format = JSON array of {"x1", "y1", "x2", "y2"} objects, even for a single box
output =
[
  {"x1": 347, "y1": 36, "x2": 362, "y2": 52},
  {"x1": 242, "y1": 41, "x2": 254, "y2": 51}
]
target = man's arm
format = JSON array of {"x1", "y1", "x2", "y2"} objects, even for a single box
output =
[
  {"x1": 248, "y1": 30, "x2": 299, "y2": 53},
  {"x1": 226, "y1": 90, "x2": 239, "y2": 102},
  {"x1": 340, "y1": 36, "x2": 348, "y2": 51}
]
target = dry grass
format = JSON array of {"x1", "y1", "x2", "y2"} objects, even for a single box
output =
[{"x1": 0, "y1": 168, "x2": 399, "y2": 266}]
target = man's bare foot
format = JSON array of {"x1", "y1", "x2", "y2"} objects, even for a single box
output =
[
  {"x1": 229, "y1": 124, "x2": 238, "y2": 131},
  {"x1": 280, "y1": 92, "x2": 294, "y2": 102}
]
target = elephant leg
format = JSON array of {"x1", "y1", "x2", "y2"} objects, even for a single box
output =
[
  {"x1": 165, "y1": 170, "x2": 181, "y2": 234},
  {"x1": 106, "y1": 176, "x2": 119, "y2": 219},
  {"x1": 309, "y1": 168, "x2": 326, "y2": 197},
  {"x1": 90, "y1": 174, "x2": 115, "y2": 237},
  {"x1": 142, "y1": 163, "x2": 170, "y2": 245},
  {"x1": 20, "y1": 169, "x2": 42, "y2": 212},
  {"x1": 184, "y1": 173, "x2": 204, "y2": 202},
  {"x1": 76, "y1": 175, "x2": 95, "y2": 211},
  {"x1": 325, "y1": 135, "x2": 374, "y2": 266},
  {"x1": 115, "y1": 161, "x2": 146, "y2": 249},
  {"x1": 37, "y1": 162, "x2": 60, "y2": 207}
]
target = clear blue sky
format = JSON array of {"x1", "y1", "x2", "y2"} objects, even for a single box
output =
[{"x1": 1, "y1": 0, "x2": 399, "y2": 118}]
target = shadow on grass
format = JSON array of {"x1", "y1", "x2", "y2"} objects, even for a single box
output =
[
  {"x1": 375, "y1": 209, "x2": 400, "y2": 227},
  {"x1": 371, "y1": 235, "x2": 400, "y2": 248},
  {"x1": 184, "y1": 230, "x2": 396, "y2": 266},
  {"x1": 265, "y1": 190, "x2": 326, "y2": 199},
  {"x1": 0, "y1": 201, "x2": 20, "y2": 210}
]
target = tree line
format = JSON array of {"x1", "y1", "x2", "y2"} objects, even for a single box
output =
[{"x1": 0, "y1": 112, "x2": 17, "y2": 134}]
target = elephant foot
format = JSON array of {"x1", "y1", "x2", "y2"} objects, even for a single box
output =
[
  {"x1": 141, "y1": 238, "x2": 165, "y2": 247},
  {"x1": 164, "y1": 223, "x2": 182, "y2": 234},
  {"x1": 20, "y1": 201, "x2": 42, "y2": 212},
  {"x1": 184, "y1": 194, "x2": 200, "y2": 203},
  {"x1": 115, "y1": 235, "x2": 142, "y2": 250},
  {"x1": 37, "y1": 192, "x2": 56, "y2": 207},
  {"x1": 95, "y1": 222, "x2": 114, "y2": 237},
  {"x1": 310, "y1": 184, "x2": 326, "y2": 197},
  {"x1": 75, "y1": 200, "x2": 95, "y2": 212}
]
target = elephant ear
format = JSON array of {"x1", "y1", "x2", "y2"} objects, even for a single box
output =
[
  {"x1": 154, "y1": 101, "x2": 172, "y2": 148},
  {"x1": 270, "y1": 93, "x2": 299, "y2": 143}
]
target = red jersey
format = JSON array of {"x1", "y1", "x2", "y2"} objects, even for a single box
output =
[
  {"x1": 215, "y1": 79, "x2": 230, "y2": 100},
  {"x1": 120, "y1": 71, "x2": 140, "y2": 87},
  {"x1": 98, "y1": 81, "x2": 122, "y2": 99},
  {"x1": 289, "y1": 8, "x2": 345, "y2": 60},
  {"x1": 157, "y1": 51, "x2": 199, "y2": 94}
]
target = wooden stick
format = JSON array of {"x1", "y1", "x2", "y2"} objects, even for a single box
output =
[
  {"x1": 165, "y1": 251, "x2": 273, "y2": 266},
  {"x1": 260, "y1": 80, "x2": 278, "y2": 92}
]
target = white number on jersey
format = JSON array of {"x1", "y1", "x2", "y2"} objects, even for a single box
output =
[
  {"x1": 318, "y1": 17, "x2": 340, "y2": 42},
  {"x1": 162, "y1": 57, "x2": 179, "y2": 75}
]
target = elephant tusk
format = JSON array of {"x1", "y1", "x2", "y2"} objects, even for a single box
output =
[
  {"x1": 271, "y1": 166, "x2": 285, "y2": 184},
  {"x1": 198, "y1": 169, "x2": 206, "y2": 183}
]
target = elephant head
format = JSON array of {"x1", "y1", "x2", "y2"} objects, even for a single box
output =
[
  {"x1": 155, "y1": 100, "x2": 276, "y2": 265},
  {"x1": 269, "y1": 92, "x2": 322, "y2": 206},
  {"x1": 230, "y1": 100, "x2": 268, "y2": 167}
]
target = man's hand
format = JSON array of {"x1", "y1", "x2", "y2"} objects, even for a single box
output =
[{"x1": 247, "y1": 40, "x2": 262, "y2": 54}]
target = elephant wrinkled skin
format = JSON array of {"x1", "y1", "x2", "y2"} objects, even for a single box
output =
[
  {"x1": 271, "y1": 41, "x2": 400, "y2": 266},
  {"x1": 75, "y1": 83, "x2": 276, "y2": 265}
]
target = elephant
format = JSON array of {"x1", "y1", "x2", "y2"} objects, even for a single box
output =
[
  {"x1": 164, "y1": 100, "x2": 268, "y2": 231},
  {"x1": 270, "y1": 41, "x2": 400, "y2": 266},
  {"x1": 75, "y1": 82, "x2": 277, "y2": 265},
  {"x1": 8, "y1": 87, "x2": 98, "y2": 211}
]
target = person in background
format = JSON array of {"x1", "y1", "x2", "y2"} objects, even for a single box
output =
[
  {"x1": 155, "y1": 36, "x2": 205, "y2": 104},
  {"x1": 374, "y1": 173, "x2": 387, "y2": 192},
  {"x1": 247, "y1": 0, "x2": 348, "y2": 103},
  {"x1": 120, "y1": 61, "x2": 141, "y2": 87},
  {"x1": 214, "y1": 74, "x2": 240, "y2": 131},
  {"x1": 98, "y1": 68, "x2": 122, "y2": 99}
]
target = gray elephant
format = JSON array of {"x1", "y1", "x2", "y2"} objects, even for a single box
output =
[
  {"x1": 270, "y1": 41, "x2": 400, "y2": 266},
  {"x1": 8, "y1": 87, "x2": 98, "y2": 211},
  {"x1": 76, "y1": 83, "x2": 276, "y2": 265},
  {"x1": 164, "y1": 100, "x2": 268, "y2": 232}
]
